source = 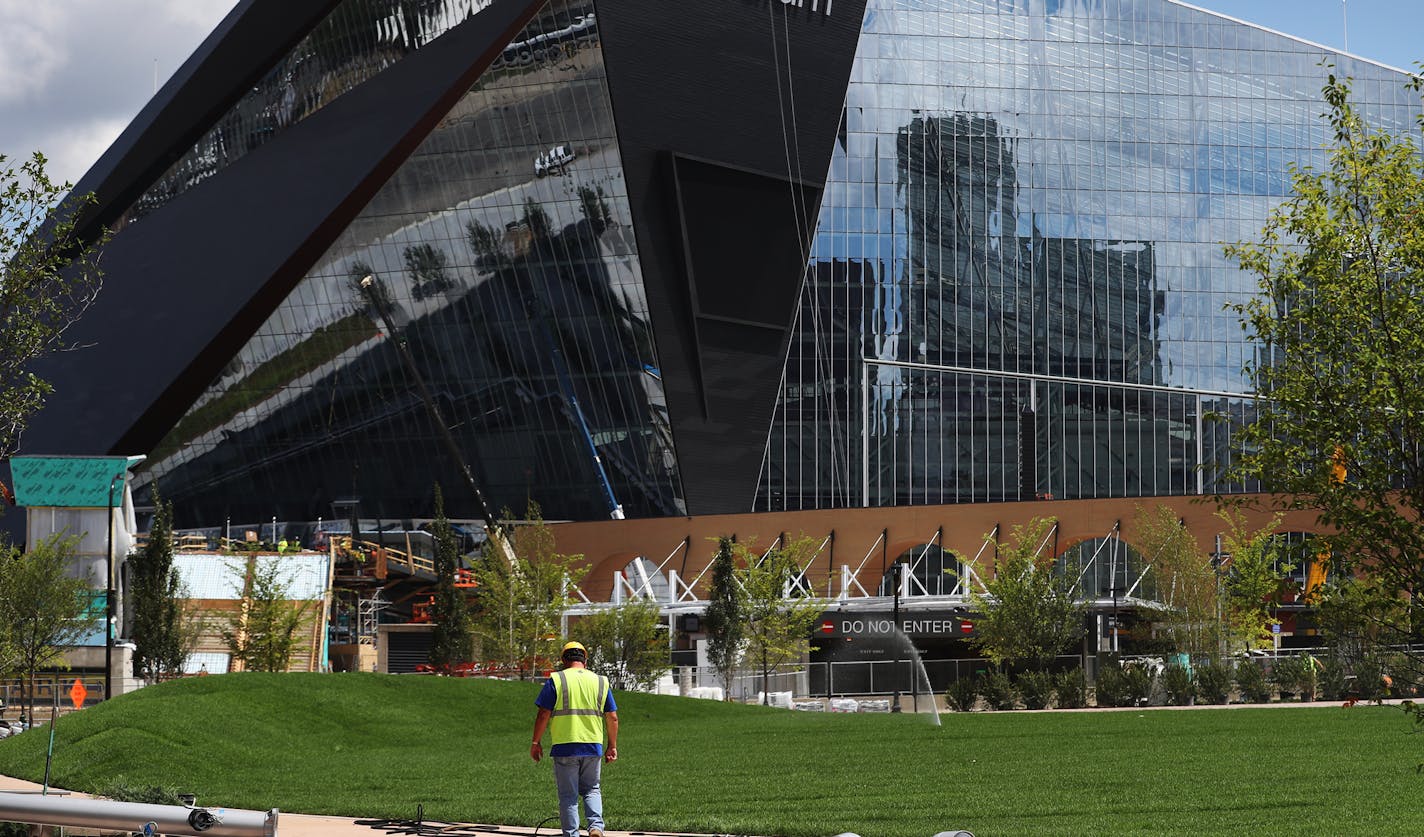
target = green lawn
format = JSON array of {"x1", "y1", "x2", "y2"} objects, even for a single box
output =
[{"x1": 1, "y1": 674, "x2": 1421, "y2": 836}]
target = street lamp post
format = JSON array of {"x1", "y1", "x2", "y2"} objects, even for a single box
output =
[
  {"x1": 104, "y1": 472, "x2": 123, "y2": 701},
  {"x1": 891, "y1": 562, "x2": 903, "y2": 713},
  {"x1": 1211, "y1": 534, "x2": 1230, "y2": 657},
  {"x1": 1108, "y1": 584, "x2": 1125, "y2": 654}
]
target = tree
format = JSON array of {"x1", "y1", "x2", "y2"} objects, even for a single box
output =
[
  {"x1": 967, "y1": 518, "x2": 1086, "y2": 672},
  {"x1": 1134, "y1": 505, "x2": 1217, "y2": 658},
  {"x1": 579, "y1": 598, "x2": 671, "y2": 691},
  {"x1": 1215, "y1": 509, "x2": 1294, "y2": 653},
  {"x1": 1222, "y1": 68, "x2": 1424, "y2": 684},
  {"x1": 222, "y1": 557, "x2": 314, "y2": 672},
  {"x1": 0, "y1": 152, "x2": 107, "y2": 466},
  {"x1": 427, "y1": 484, "x2": 473, "y2": 673},
  {"x1": 736, "y1": 537, "x2": 823, "y2": 703},
  {"x1": 0, "y1": 534, "x2": 100, "y2": 721},
  {"x1": 702, "y1": 537, "x2": 743, "y2": 697},
  {"x1": 470, "y1": 502, "x2": 587, "y2": 678},
  {"x1": 128, "y1": 490, "x2": 197, "y2": 682}
]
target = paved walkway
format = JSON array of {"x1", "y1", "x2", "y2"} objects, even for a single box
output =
[{"x1": 0, "y1": 773, "x2": 714, "y2": 837}]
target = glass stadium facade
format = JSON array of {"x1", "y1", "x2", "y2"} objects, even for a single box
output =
[
  {"x1": 73, "y1": 0, "x2": 1419, "y2": 526},
  {"x1": 759, "y1": 0, "x2": 1421, "y2": 511}
]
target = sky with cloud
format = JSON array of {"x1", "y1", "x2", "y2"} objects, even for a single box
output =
[
  {"x1": 0, "y1": 1, "x2": 1418, "y2": 188},
  {"x1": 0, "y1": 0, "x2": 237, "y2": 186}
]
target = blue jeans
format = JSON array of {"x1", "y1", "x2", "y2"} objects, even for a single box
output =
[{"x1": 553, "y1": 755, "x2": 604, "y2": 836}]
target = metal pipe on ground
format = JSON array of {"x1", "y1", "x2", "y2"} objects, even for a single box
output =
[{"x1": 0, "y1": 792, "x2": 277, "y2": 836}]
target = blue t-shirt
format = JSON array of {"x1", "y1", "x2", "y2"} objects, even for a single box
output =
[{"x1": 536, "y1": 674, "x2": 617, "y2": 757}]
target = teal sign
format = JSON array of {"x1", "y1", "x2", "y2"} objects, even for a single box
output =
[{"x1": 9, "y1": 456, "x2": 143, "y2": 508}]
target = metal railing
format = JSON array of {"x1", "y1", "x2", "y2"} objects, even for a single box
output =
[{"x1": 0, "y1": 677, "x2": 106, "y2": 721}]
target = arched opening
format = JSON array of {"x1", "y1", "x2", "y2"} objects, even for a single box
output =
[
  {"x1": 618, "y1": 556, "x2": 668, "y2": 602},
  {"x1": 876, "y1": 544, "x2": 967, "y2": 597},
  {"x1": 1057, "y1": 537, "x2": 1155, "y2": 602}
]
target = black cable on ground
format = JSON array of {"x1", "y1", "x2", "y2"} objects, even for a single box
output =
[
  {"x1": 351, "y1": 805, "x2": 746, "y2": 837},
  {"x1": 353, "y1": 806, "x2": 558, "y2": 836}
]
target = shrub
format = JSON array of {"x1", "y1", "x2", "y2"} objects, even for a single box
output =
[
  {"x1": 1016, "y1": 671, "x2": 1056, "y2": 710},
  {"x1": 981, "y1": 670, "x2": 1019, "y2": 710},
  {"x1": 1094, "y1": 659, "x2": 1153, "y2": 707},
  {"x1": 1195, "y1": 657, "x2": 1234, "y2": 705},
  {"x1": 1093, "y1": 662, "x2": 1128, "y2": 707},
  {"x1": 1054, "y1": 668, "x2": 1089, "y2": 709},
  {"x1": 1235, "y1": 658, "x2": 1273, "y2": 703},
  {"x1": 1355, "y1": 654, "x2": 1390, "y2": 701},
  {"x1": 1383, "y1": 652, "x2": 1421, "y2": 697},
  {"x1": 1162, "y1": 664, "x2": 1194, "y2": 706},
  {"x1": 1272, "y1": 654, "x2": 1318, "y2": 701},
  {"x1": 945, "y1": 676, "x2": 980, "y2": 712},
  {"x1": 1316, "y1": 654, "x2": 1349, "y2": 701}
]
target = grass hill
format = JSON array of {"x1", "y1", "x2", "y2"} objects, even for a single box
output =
[{"x1": 0, "y1": 674, "x2": 1420, "y2": 836}]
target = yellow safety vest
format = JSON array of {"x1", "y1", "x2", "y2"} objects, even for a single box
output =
[{"x1": 549, "y1": 667, "x2": 609, "y2": 746}]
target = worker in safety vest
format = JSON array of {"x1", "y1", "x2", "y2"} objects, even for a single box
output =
[{"x1": 531, "y1": 641, "x2": 619, "y2": 837}]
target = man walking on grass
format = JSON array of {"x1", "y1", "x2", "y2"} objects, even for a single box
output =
[{"x1": 531, "y1": 641, "x2": 619, "y2": 837}]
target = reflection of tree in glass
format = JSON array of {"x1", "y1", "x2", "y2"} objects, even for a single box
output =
[
  {"x1": 348, "y1": 260, "x2": 393, "y2": 315},
  {"x1": 467, "y1": 220, "x2": 508, "y2": 269},
  {"x1": 522, "y1": 198, "x2": 552, "y2": 240},
  {"x1": 404, "y1": 243, "x2": 454, "y2": 301},
  {"x1": 577, "y1": 184, "x2": 613, "y2": 234}
]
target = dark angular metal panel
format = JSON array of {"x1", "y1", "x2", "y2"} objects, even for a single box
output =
[
  {"x1": 21, "y1": 0, "x2": 547, "y2": 460},
  {"x1": 597, "y1": 0, "x2": 868, "y2": 515},
  {"x1": 69, "y1": 0, "x2": 341, "y2": 238}
]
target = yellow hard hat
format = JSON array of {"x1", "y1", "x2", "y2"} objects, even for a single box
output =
[{"x1": 561, "y1": 641, "x2": 586, "y2": 655}]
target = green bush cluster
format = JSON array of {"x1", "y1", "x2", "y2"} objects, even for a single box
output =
[
  {"x1": 945, "y1": 668, "x2": 1093, "y2": 711},
  {"x1": 981, "y1": 670, "x2": 1019, "y2": 710},
  {"x1": 1162, "y1": 664, "x2": 1194, "y2": 706},
  {"x1": 1095, "y1": 660, "x2": 1154, "y2": 707},
  {"x1": 1195, "y1": 658, "x2": 1234, "y2": 705},
  {"x1": 1016, "y1": 671, "x2": 1056, "y2": 709},
  {"x1": 939, "y1": 650, "x2": 1414, "y2": 712},
  {"x1": 945, "y1": 676, "x2": 980, "y2": 712},
  {"x1": 1272, "y1": 655, "x2": 1319, "y2": 701},
  {"x1": 1234, "y1": 659, "x2": 1273, "y2": 703},
  {"x1": 1054, "y1": 669, "x2": 1089, "y2": 708}
]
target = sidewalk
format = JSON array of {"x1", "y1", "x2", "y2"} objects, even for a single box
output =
[{"x1": 0, "y1": 773, "x2": 712, "y2": 837}]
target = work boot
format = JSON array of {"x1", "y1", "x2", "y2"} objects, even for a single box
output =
[{"x1": 588, "y1": 830, "x2": 604, "y2": 837}]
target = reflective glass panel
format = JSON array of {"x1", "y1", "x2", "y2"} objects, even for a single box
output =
[
  {"x1": 135, "y1": 1, "x2": 682, "y2": 524},
  {"x1": 119, "y1": 0, "x2": 501, "y2": 228},
  {"x1": 760, "y1": 0, "x2": 1420, "y2": 510}
]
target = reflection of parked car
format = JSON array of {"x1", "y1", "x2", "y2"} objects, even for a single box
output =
[{"x1": 534, "y1": 144, "x2": 576, "y2": 177}]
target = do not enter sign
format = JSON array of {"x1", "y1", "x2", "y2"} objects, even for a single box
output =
[{"x1": 68, "y1": 679, "x2": 88, "y2": 710}]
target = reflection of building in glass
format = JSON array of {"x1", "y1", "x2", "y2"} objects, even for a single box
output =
[
  {"x1": 760, "y1": 0, "x2": 1421, "y2": 512},
  {"x1": 23, "y1": 0, "x2": 1421, "y2": 533}
]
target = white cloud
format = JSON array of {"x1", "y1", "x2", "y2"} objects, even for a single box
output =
[
  {"x1": 0, "y1": 1, "x2": 238, "y2": 185},
  {"x1": 0, "y1": 5, "x2": 66, "y2": 105}
]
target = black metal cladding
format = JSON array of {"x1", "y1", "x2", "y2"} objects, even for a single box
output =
[
  {"x1": 596, "y1": 0, "x2": 869, "y2": 515},
  {"x1": 19, "y1": 0, "x2": 551, "y2": 515}
]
